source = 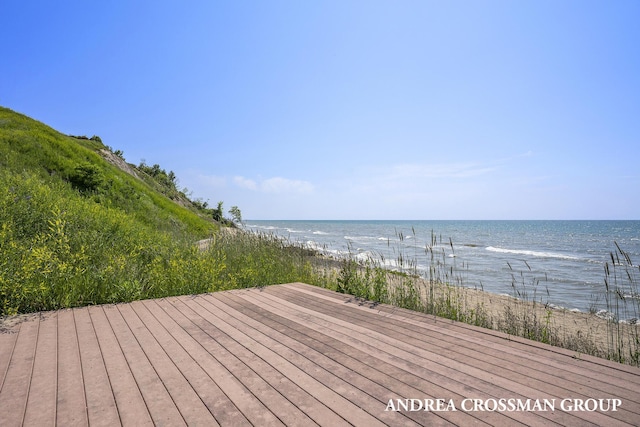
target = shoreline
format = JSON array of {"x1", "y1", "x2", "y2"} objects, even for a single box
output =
[
  {"x1": 309, "y1": 253, "x2": 638, "y2": 362},
  {"x1": 430, "y1": 281, "x2": 631, "y2": 355},
  {"x1": 204, "y1": 228, "x2": 639, "y2": 364},
  {"x1": 243, "y1": 219, "x2": 640, "y2": 316}
]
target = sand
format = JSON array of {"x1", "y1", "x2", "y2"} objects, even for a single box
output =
[
  {"x1": 311, "y1": 258, "x2": 638, "y2": 361},
  {"x1": 381, "y1": 272, "x2": 639, "y2": 361}
]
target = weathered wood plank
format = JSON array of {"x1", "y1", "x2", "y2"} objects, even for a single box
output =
[
  {"x1": 141, "y1": 298, "x2": 253, "y2": 427},
  {"x1": 104, "y1": 304, "x2": 187, "y2": 426},
  {"x1": 88, "y1": 305, "x2": 153, "y2": 427},
  {"x1": 1, "y1": 283, "x2": 638, "y2": 427},
  {"x1": 0, "y1": 314, "x2": 39, "y2": 427},
  {"x1": 128, "y1": 300, "x2": 222, "y2": 425},
  {"x1": 253, "y1": 286, "x2": 608, "y2": 426},
  {"x1": 276, "y1": 286, "x2": 640, "y2": 400},
  {"x1": 214, "y1": 291, "x2": 491, "y2": 427},
  {"x1": 278, "y1": 283, "x2": 640, "y2": 425},
  {"x1": 242, "y1": 288, "x2": 566, "y2": 427},
  {"x1": 155, "y1": 297, "x2": 281, "y2": 426},
  {"x1": 55, "y1": 309, "x2": 88, "y2": 426},
  {"x1": 117, "y1": 302, "x2": 217, "y2": 426},
  {"x1": 289, "y1": 283, "x2": 640, "y2": 376},
  {"x1": 171, "y1": 296, "x2": 324, "y2": 426},
  {"x1": 281, "y1": 283, "x2": 640, "y2": 422},
  {"x1": 192, "y1": 293, "x2": 423, "y2": 427},
  {"x1": 73, "y1": 307, "x2": 120, "y2": 426},
  {"x1": 145, "y1": 296, "x2": 319, "y2": 427},
  {"x1": 0, "y1": 316, "x2": 21, "y2": 393},
  {"x1": 23, "y1": 312, "x2": 58, "y2": 426}
]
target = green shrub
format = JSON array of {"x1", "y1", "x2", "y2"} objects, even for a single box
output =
[
  {"x1": 0, "y1": 170, "x2": 227, "y2": 315},
  {"x1": 70, "y1": 163, "x2": 104, "y2": 192}
]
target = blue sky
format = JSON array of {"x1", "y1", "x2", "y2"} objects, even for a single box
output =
[{"x1": 2, "y1": 1, "x2": 639, "y2": 220}]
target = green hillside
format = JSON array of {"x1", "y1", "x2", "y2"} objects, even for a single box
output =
[
  {"x1": 0, "y1": 107, "x2": 324, "y2": 316},
  {"x1": 0, "y1": 106, "x2": 217, "y2": 236}
]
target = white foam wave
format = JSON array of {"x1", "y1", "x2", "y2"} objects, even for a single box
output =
[
  {"x1": 303, "y1": 240, "x2": 323, "y2": 251},
  {"x1": 380, "y1": 259, "x2": 401, "y2": 269},
  {"x1": 246, "y1": 224, "x2": 278, "y2": 231},
  {"x1": 303, "y1": 240, "x2": 343, "y2": 257},
  {"x1": 485, "y1": 246, "x2": 581, "y2": 261},
  {"x1": 313, "y1": 230, "x2": 328, "y2": 235},
  {"x1": 344, "y1": 235, "x2": 381, "y2": 241},
  {"x1": 595, "y1": 310, "x2": 615, "y2": 321},
  {"x1": 251, "y1": 225, "x2": 277, "y2": 231},
  {"x1": 354, "y1": 251, "x2": 376, "y2": 262}
]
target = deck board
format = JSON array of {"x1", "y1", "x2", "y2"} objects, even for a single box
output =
[
  {"x1": 0, "y1": 313, "x2": 39, "y2": 426},
  {"x1": 190, "y1": 294, "x2": 407, "y2": 427},
  {"x1": 297, "y1": 284, "x2": 640, "y2": 377},
  {"x1": 263, "y1": 285, "x2": 618, "y2": 426},
  {"x1": 23, "y1": 312, "x2": 57, "y2": 426},
  {"x1": 179, "y1": 295, "x2": 379, "y2": 427},
  {"x1": 216, "y1": 290, "x2": 496, "y2": 427},
  {"x1": 74, "y1": 307, "x2": 121, "y2": 427},
  {"x1": 249, "y1": 287, "x2": 566, "y2": 426},
  {"x1": 88, "y1": 305, "x2": 154, "y2": 427},
  {"x1": 278, "y1": 284, "x2": 640, "y2": 423},
  {"x1": 1, "y1": 282, "x2": 639, "y2": 426},
  {"x1": 55, "y1": 309, "x2": 88, "y2": 426}
]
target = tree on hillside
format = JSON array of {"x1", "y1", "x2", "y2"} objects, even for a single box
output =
[
  {"x1": 212, "y1": 201, "x2": 224, "y2": 222},
  {"x1": 228, "y1": 206, "x2": 242, "y2": 224},
  {"x1": 137, "y1": 161, "x2": 178, "y2": 193}
]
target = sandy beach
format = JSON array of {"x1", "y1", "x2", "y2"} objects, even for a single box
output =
[
  {"x1": 392, "y1": 273, "x2": 639, "y2": 361},
  {"x1": 312, "y1": 258, "x2": 638, "y2": 363}
]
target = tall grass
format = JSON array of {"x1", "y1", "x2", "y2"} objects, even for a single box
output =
[
  {"x1": 0, "y1": 107, "x2": 335, "y2": 316},
  {"x1": 328, "y1": 230, "x2": 640, "y2": 367},
  {"x1": 603, "y1": 243, "x2": 640, "y2": 365},
  {"x1": 201, "y1": 230, "x2": 329, "y2": 290},
  {"x1": 0, "y1": 170, "x2": 220, "y2": 315},
  {"x1": 0, "y1": 169, "x2": 334, "y2": 316}
]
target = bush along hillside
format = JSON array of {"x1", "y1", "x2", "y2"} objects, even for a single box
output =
[{"x1": 0, "y1": 106, "x2": 323, "y2": 316}]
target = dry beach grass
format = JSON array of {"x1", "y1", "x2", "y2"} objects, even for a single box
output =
[
  {"x1": 417, "y1": 281, "x2": 628, "y2": 357},
  {"x1": 309, "y1": 236, "x2": 640, "y2": 366}
]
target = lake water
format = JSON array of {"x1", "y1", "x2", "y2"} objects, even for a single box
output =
[{"x1": 244, "y1": 220, "x2": 640, "y2": 318}]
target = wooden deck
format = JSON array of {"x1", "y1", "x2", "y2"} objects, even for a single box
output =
[{"x1": 1, "y1": 283, "x2": 639, "y2": 426}]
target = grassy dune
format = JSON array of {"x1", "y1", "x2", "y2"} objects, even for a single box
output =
[{"x1": 0, "y1": 107, "x2": 329, "y2": 316}]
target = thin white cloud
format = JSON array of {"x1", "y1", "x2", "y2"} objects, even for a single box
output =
[
  {"x1": 233, "y1": 176, "x2": 258, "y2": 191},
  {"x1": 261, "y1": 177, "x2": 314, "y2": 194},
  {"x1": 377, "y1": 151, "x2": 537, "y2": 184},
  {"x1": 333, "y1": 157, "x2": 513, "y2": 200},
  {"x1": 233, "y1": 176, "x2": 314, "y2": 194},
  {"x1": 389, "y1": 162, "x2": 497, "y2": 180},
  {"x1": 196, "y1": 173, "x2": 227, "y2": 188}
]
